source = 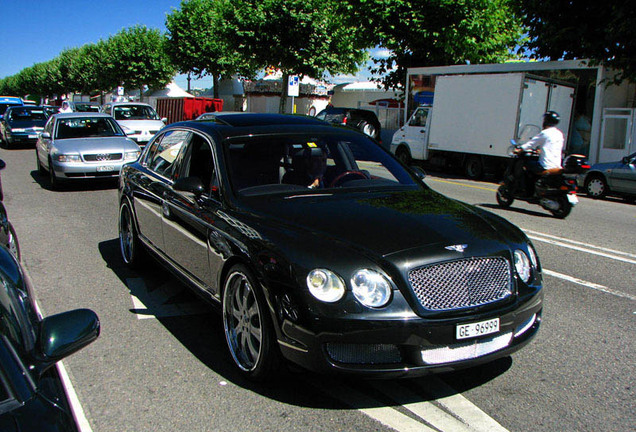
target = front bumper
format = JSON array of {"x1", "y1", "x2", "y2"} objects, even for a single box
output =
[
  {"x1": 51, "y1": 160, "x2": 128, "y2": 180},
  {"x1": 277, "y1": 291, "x2": 542, "y2": 377},
  {"x1": 7, "y1": 131, "x2": 41, "y2": 145}
]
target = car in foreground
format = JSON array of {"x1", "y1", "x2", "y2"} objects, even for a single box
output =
[
  {"x1": 316, "y1": 106, "x2": 382, "y2": 140},
  {"x1": 0, "y1": 244, "x2": 100, "y2": 431},
  {"x1": 36, "y1": 113, "x2": 141, "y2": 189},
  {"x1": 118, "y1": 113, "x2": 543, "y2": 380},
  {"x1": 579, "y1": 152, "x2": 636, "y2": 202},
  {"x1": 0, "y1": 105, "x2": 47, "y2": 147},
  {"x1": 103, "y1": 102, "x2": 165, "y2": 146}
]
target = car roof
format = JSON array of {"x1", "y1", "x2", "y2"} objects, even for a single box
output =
[
  {"x1": 107, "y1": 102, "x2": 152, "y2": 107},
  {"x1": 170, "y1": 112, "x2": 347, "y2": 139},
  {"x1": 54, "y1": 112, "x2": 113, "y2": 119}
]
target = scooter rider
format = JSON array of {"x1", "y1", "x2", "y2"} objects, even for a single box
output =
[{"x1": 515, "y1": 111, "x2": 564, "y2": 193}]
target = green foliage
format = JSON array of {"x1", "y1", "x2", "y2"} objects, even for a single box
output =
[
  {"x1": 514, "y1": 0, "x2": 636, "y2": 82},
  {"x1": 340, "y1": 0, "x2": 523, "y2": 89},
  {"x1": 107, "y1": 25, "x2": 175, "y2": 100}
]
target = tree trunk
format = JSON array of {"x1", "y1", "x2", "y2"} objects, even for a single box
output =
[
  {"x1": 213, "y1": 74, "x2": 220, "y2": 99},
  {"x1": 138, "y1": 87, "x2": 143, "y2": 102},
  {"x1": 279, "y1": 72, "x2": 289, "y2": 114}
]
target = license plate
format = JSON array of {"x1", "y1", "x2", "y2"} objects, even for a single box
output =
[
  {"x1": 28, "y1": 134, "x2": 38, "y2": 139},
  {"x1": 456, "y1": 318, "x2": 500, "y2": 340},
  {"x1": 97, "y1": 165, "x2": 115, "y2": 172},
  {"x1": 567, "y1": 194, "x2": 579, "y2": 204}
]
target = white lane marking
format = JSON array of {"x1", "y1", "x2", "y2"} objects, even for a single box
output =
[
  {"x1": 127, "y1": 278, "x2": 209, "y2": 320},
  {"x1": 57, "y1": 361, "x2": 94, "y2": 432},
  {"x1": 543, "y1": 269, "x2": 636, "y2": 301},
  {"x1": 526, "y1": 234, "x2": 636, "y2": 265},
  {"x1": 308, "y1": 376, "x2": 509, "y2": 432},
  {"x1": 524, "y1": 229, "x2": 636, "y2": 260}
]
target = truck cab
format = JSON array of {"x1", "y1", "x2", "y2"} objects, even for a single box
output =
[{"x1": 390, "y1": 105, "x2": 432, "y2": 165}]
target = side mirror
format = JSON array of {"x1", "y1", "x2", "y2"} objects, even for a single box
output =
[
  {"x1": 37, "y1": 309, "x2": 100, "y2": 375},
  {"x1": 173, "y1": 176, "x2": 206, "y2": 197},
  {"x1": 40, "y1": 132, "x2": 51, "y2": 139},
  {"x1": 411, "y1": 166, "x2": 427, "y2": 180}
]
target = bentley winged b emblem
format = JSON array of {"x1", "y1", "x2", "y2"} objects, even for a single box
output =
[{"x1": 445, "y1": 244, "x2": 468, "y2": 253}]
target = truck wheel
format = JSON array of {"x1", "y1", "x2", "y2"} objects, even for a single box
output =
[
  {"x1": 465, "y1": 156, "x2": 483, "y2": 180},
  {"x1": 396, "y1": 147, "x2": 411, "y2": 165}
]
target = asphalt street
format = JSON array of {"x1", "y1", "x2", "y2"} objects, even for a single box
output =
[{"x1": 0, "y1": 145, "x2": 634, "y2": 432}]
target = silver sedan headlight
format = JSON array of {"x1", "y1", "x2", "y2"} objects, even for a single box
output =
[
  {"x1": 514, "y1": 250, "x2": 532, "y2": 283},
  {"x1": 351, "y1": 269, "x2": 392, "y2": 308},
  {"x1": 54, "y1": 154, "x2": 81, "y2": 163},
  {"x1": 124, "y1": 150, "x2": 140, "y2": 161},
  {"x1": 307, "y1": 269, "x2": 345, "y2": 303}
]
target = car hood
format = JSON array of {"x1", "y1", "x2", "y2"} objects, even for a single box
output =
[
  {"x1": 115, "y1": 119, "x2": 164, "y2": 130},
  {"x1": 590, "y1": 160, "x2": 623, "y2": 172},
  {"x1": 53, "y1": 136, "x2": 139, "y2": 153},
  {"x1": 242, "y1": 188, "x2": 524, "y2": 258}
]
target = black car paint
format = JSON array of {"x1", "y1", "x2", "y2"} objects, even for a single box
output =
[{"x1": 119, "y1": 115, "x2": 543, "y2": 377}]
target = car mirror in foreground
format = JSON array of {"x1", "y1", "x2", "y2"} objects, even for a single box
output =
[
  {"x1": 37, "y1": 308, "x2": 100, "y2": 374},
  {"x1": 411, "y1": 166, "x2": 427, "y2": 180},
  {"x1": 173, "y1": 176, "x2": 206, "y2": 198}
]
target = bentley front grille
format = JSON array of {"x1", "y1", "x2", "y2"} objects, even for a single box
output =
[{"x1": 408, "y1": 257, "x2": 512, "y2": 311}]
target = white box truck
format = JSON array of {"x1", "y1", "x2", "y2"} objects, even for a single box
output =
[{"x1": 390, "y1": 73, "x2": 575, "y2": 179}]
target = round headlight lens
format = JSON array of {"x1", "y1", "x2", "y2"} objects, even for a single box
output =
[
  {"x1": 351, "y1": 269, "x2": 392, "y2": 308},
  {"x1": 306, "y1": 269, "x2": 345, "y2": 303},
  {"x1": 514, "y1": 250, "x2": 532, "y2": 283}
]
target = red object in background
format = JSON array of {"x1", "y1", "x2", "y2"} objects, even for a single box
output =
[{"x1": 156, "y1": 97, "x2": 224, "y2": 124}]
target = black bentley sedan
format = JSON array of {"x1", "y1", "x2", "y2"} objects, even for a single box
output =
[{"x1": 118, "y1": 113, "x2": 543, "y2": 380}]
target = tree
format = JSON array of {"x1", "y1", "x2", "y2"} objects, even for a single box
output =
[
  {"x1": 514, "y1": 1, "x2": 636, "y2": 83},
  {"x1": 166, "y1": 0, "x2": 255, "y2": 98},
  {"x1": 340, "y1": 0, "x2": 523, "y2": 89},
  {"x1": 219, "y1": 0, "x2": 367, "y2": 113},
  {"x1": 107, "y1": 26, "x2": 175, "y2": 101}
]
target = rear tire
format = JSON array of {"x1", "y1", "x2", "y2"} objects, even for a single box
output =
[
  {"x1": 465, "y1": 156, "x2": 484, "y2": 180},
  {"x1": 118, "y1": 200, "x2": 145, "y2": 267},
  {"x1": 360, "y1": 121, "x2": 377, "y2": 139},
  {"x1": 550, "y1": 196, "x2": 572, "y2": 219},
  {"x1": 496, "y1": 185, "x2": 514, "y2": 208},
  {"x1": 585, "y1": 175, "x2": 608, "y2": 199}
]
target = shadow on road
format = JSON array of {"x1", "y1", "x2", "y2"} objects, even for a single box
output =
[
  {"x1": 478, "y1": 202, "x2": 553, "y2": 218},
  {"x1": 29, "y1": 169, "x2": 118, "y2": 192},
  {"x1": 97, "y1": 237, "x2": 513, "y2": 410}
]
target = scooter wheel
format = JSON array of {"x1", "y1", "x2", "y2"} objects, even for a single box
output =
[
  {"x1": 550, "y1": 196, "x2": 572, "y2": 219},
  {"x1": 496, "y1": 185, "x2": 514, "y2": 208}
]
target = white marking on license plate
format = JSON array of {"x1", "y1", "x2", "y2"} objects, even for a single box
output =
[
  {"x1": 97, "y1": 165, "x2": 115, "y2": 172},
  {"x1": 456, "y1": 318, "x2": 500, "y2": 340}
]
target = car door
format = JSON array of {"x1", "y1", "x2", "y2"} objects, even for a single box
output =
[
  {"x1": 133, "y1": 129, "x2": 191, "y2": 253},
  {"x1": 610, "y1": 153, "x2": 636, "y2": 194},
  {"x1": 37, "y1": 117, "x2": 55, "y2": 168},
  {"x1": 397, "y1": 106, "x2": 431, "y2": 160},
  {"x1": 161, "y1": 131, "x2": 220, "y2": 294}
]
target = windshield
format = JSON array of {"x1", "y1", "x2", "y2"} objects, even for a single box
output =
[
  {"x1": 113, "y1": 105, "x2": 159, "y2": 121},
  {"x1": 225, "y1": 132, "x2": 418, "y2": 196},
  {"x1": 0, "y1": 103, "x2": 22, "y2": 116},
  {"x1": 74, "y1": 103, "x2": 101, "y2": 112},
  {"x1": 8, "y1": 107, "x2": 46, "y2": 121},
  {"x1": 55, "y1": 117, "x2": 125, "y2": 139}
]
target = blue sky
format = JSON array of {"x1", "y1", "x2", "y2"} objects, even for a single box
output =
[{"x1": 0, "y1": 0, "x2": 376, "y2": 90}]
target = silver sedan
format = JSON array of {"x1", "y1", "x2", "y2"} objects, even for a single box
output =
[{"x1": 36, "y1": 113, "x2": 140, "y2": 189}]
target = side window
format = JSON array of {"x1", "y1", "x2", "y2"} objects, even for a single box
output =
[
  {"x1": 145, "y1": 130, "x2": 191, "y2": 179},
  {"x1": 180, "y1": 133, "x2": 216, "y2": 194},
  {"x1": 409, "y1": 108, "x2": 429, "y2": 127}
]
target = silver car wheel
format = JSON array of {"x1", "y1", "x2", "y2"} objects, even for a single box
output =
[
  {"x1": 223, "y1": 271, "x2": 263, "y2": 372},
  {"x1": 586, "y1": 176, "x2": 607, "y2": 198}
]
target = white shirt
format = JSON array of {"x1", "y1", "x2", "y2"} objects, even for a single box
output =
[
  {"x1": 520, "y1": 126, "x2": 564, "y2": 170},
  {"x1": 60, "y1": 106, "x2": 72, "y2": 113}
]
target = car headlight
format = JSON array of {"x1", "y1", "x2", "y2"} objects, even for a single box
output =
[
  {"x1": 54, "y1": 154, "x2": 81, "y2": 163},
  {"x1": 307, "y1": 269, "x2": 345, "y2": 303},
  {"x1": 527, "y1": 244, "x2": 539, "y2": 269},
  {"x1": 124, "y1": 150, "x2": 140, "y2": 161},
  {"x1": 10, "y1": 128, "x2": 26, "y2": 133},
  {"x1": 514, "y1": 250, "x2": 532, "y2": 283},
  {"x1": 351, "y1": 269, "x2": 392, "y2": 308}
]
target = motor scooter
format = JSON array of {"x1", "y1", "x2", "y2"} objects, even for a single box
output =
[{"x1": 496, "y1": 141, "x2": 589, "y2": 219}]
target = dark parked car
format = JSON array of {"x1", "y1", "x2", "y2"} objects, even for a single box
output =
[
  {"x1": 0, "y1": 96, "x2": 23, "y2": 120},
  {"x1": 0, "y1": 160, "x2": 20, "y2": 259},
  {"x1": 316, "y1": 106, "x2": 382, "y2": 140},
  {"x1": 118, "y1": 113, "x2": 543, "y2": 380},
  {"x1": 0, "y1": 244, "x2": 100, "y2": 431},
  {"x1": 579, "y1": 152, "x2": 636, "y2": 202},
  {"x1": 0, "y1": 105, "x2": 48, "y2": 147}
]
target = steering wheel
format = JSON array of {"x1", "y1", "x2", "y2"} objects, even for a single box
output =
[{"x1": 329, "y1": 170, "x2": 368, "y2": 187}]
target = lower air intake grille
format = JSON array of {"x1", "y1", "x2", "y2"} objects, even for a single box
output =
[
  {"x1": 408, "y1": 257, "x2": 512, "y2": 311},
  {"x1": 325, "y1": 343, "x2": 401, "y2": 365}
]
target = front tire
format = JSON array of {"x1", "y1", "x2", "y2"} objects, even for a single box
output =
[
  {"x1": 496, "y1": 185, "x2": 514, "y2": 208},
  {"x1": 396, "y1": 146, "x2": 411, "y2": 165},
  {"x1": 36, "y1": 150, "x2": 47, "y2": 175},
  {"x1": 48, "y1": 158, "x2": 60, "y2": 190},
  {"x1": 223, "y1": 264, "x2": 279, "y2": 380}
]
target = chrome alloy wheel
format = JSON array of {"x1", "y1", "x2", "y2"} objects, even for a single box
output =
[{"x1": 223, "y1": 271, "x2": 263, "y2": 372}]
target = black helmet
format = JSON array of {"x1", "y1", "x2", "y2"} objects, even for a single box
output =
[{"x1": 543, "y1": 111, "x2": 560, "y2": 127}]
